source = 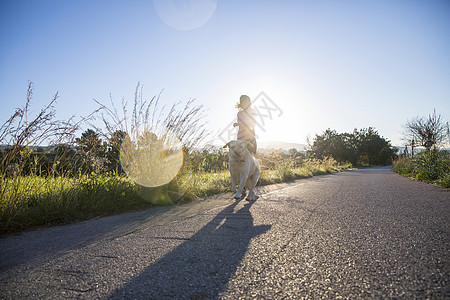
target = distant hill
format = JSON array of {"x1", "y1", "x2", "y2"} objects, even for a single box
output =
[
  {"x1": 258, "y1": 141, "x2": 310, "y2": 153},
  {"x1": 204, "y1": 140, "x2": 309, "y2": 153}
]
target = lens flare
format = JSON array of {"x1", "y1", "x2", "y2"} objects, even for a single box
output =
[
  {"x1": 119, "y1": 127, "x2": 183, "y2": 188},
  {"x1": 153, "y1": 0, "x2": 218, "y2": 31}
]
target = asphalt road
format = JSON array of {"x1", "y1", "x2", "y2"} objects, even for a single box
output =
[{"x1": 1, "y1": 167, "x2": 449, "y2": 299}]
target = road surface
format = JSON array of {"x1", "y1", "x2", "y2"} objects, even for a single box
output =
[{"x1": 0, "y1": 167, "x2": 449, "y2": 299}]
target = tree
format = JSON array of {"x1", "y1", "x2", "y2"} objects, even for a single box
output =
[
  {"x1": 75, "y1": 129, "x2": 108, "y2": 174},
  {"x1": 310, "y1": 128, "x2": 396, "y2": 166},
  {"x1": 76, "y1": 129, "x2": 103, "y2": 154},
  {"x1": 352, "y1": 128, "x2": 396, "y2": 166},
  {"x1": 106, "y1": 130, "x2": 127, "y2": 173},
  {"x1": 403, "y1": 109, "x2": 449, "y2": 150},
  {"x1": 310, "y1": 129, "x2": 357, "y2": 164}
]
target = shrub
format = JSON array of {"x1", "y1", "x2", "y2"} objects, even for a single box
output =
[
  {"x1": 393, "y1": 148, "x2": 450, "y2": 187},
  {"x1": 275, "y1": 161, "x2": 295, "y2": 181},
  {"x1": 414, "y1": 148, "x2": 450, "y2": 181},
  {"x1": 392, "y1": 157, "x2": 415, "y2": 177},
  {"x1": 438, "y1": 174, "x2": 450, "y2": 188}
]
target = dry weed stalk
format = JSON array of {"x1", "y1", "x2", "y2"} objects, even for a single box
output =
[
  {"x1": 93, "y1": 82, "x2": 209, "y2": 153},
  {"x1": 0, "y1": 82, "x2": 96, "y2": 177}
]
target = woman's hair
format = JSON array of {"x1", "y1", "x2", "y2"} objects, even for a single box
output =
[{"x1": 235, "y1": 95, "x2": 251, "y2": 110}]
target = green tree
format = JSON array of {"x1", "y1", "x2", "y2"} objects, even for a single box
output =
[
  {"x1": 352, "y1": 128, "x2": 396, "y2": 166},
  {"x1": 310, "y1": 129, "x2": 357, "y2": 164},
  {"x1": 310, "y1": 128, "x2": 396, "y2": 166},
  {"x1": 76, "y1": 129, "x2": 104, "y2": 155},
  {"x1": 76, "y1": 129, "x2": 107, "y2": 174},
  {"x1": 106, "y1": 130, "x2": 127, "y2": 173}
]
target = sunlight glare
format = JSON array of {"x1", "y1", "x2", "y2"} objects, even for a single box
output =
[{"x1": 119, "y1": 126, "x2": 183, "y2": 188}]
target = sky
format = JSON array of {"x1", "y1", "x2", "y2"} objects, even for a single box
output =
[{"x1": 1, "y1": 0, "x2": 449, "y2": 147}]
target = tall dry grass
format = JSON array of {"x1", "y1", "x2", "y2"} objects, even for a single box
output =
[{"x1": 1, "y1": 82, "x2": 209, "y2": 234}]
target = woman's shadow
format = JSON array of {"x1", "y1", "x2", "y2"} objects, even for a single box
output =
[{"x1": 109, "y1": 200, "x2": 271, "y2": 299}]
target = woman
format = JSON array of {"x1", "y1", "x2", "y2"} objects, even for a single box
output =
[{"x1": 233, "y1": 95, "x2": 257, "y2": 155}]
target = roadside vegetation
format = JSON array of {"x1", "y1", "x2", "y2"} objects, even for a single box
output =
[
  {"x1": 308, "y1": 127, "x2": 397, "y2": 167},
  {"x1": 393, "y1": 148, "x2": 450, "y2": 188},
  {"x1": 0, "y1": 146, "x2": 350, "y2": 234},
  {"x1": 8, "y1": 83, "x2": 444, "y2": 235},
  {"x1": 393, "y1": 109, "x2": 449, "y2": 188},
  {"x1": 0, "y1": 83, "x2": 352, "y2": 235}
]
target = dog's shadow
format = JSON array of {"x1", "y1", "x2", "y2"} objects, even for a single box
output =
[{"x1": 108, "y1": 200, "x2": 270, "y2": 299}]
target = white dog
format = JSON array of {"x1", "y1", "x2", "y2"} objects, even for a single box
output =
[{"x1": 224, "y1": 140, "x2": 260, "y2": 201}]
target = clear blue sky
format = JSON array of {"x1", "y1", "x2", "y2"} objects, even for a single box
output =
[{"x1": 1, "y1": 0, "x2": 449, "y2": 147}]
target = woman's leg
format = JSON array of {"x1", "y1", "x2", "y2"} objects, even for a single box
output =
[{"x1": 247, "y1": 138, "x2": 257, "y2": 155}]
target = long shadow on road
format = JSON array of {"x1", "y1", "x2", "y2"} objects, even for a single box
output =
[{"x1": 109, "y1": 200, "x2": 271, "y2": 299}]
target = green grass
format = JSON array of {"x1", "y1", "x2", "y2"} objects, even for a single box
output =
[
  {"x1": 393, "y1": 148, "x2": 450, "y2": 188},
  {"x1": 259, "y1": 157, "x2": 351, "y2": 184},
  {"x1": 0, "y1": 157, "x2": 352, "y2": 235},
  {"x1": 0, "y1": 174, "x2": 151, "y2": 234}
]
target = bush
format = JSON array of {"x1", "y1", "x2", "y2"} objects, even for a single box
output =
[
  {"x1": 438, "y1": 174, "x2": 450, "y2": 188},
  {"x1": 275, "y1": 161, "x2": 295, "y2": 181},
  {"x1": 392, "y1": 157, "x2": 415, "y2": 177},
  {"x1": 393, "y1": 148, "x2": 450, "y2": 187},
  {"x1": 414, "y1": 148, "x2": 449, "y2": 181}
]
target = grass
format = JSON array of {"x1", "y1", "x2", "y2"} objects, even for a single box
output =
[
  {"x1": 393, "y1": 148, "x2": 450, "y2": 188},
  {"x1": 0, "y1": 157, "x2": 351, "y2": 235},
  {"x1": 260, "y1": 157, "x2": 351, "y2": 184},
  {"x1": 0, "y1": 174, "x2": 151, "y2": 234}
]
